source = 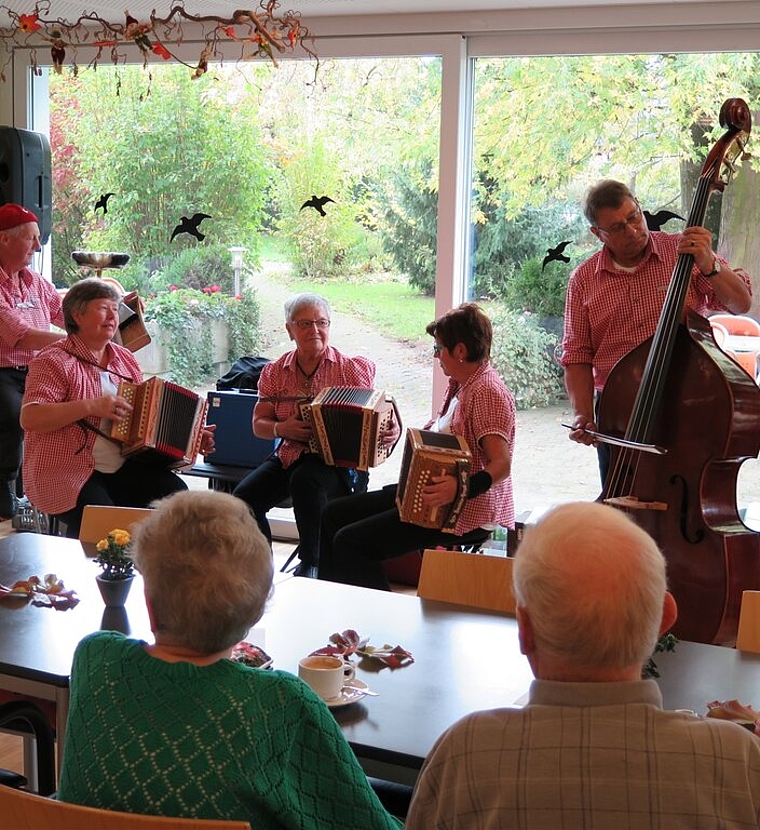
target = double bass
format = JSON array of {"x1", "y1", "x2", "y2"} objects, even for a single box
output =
[{"x1": 597, "y1": 98, "x2": 760, "y2": 645}]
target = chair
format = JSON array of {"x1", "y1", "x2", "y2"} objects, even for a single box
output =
[
  {"x1": 0, "y1": 700, "x2": 56, "y2": 796},
  {"x1": 709, "y1": 320, "x2": 729, "y2": 347},
  {"x1": 78, "y1": 505, "x2": 153, "y2": 544},
  {"x1": 709, "y1": 314, "x2": 760, "y2": 337},
  {"x1": 417, "y1": 548, "x2": 516, "y2": 613},
  {"x1": 0, "y1": 786, "x2": 251, "y2": 830},
  {"x1": 736, "y1": 590, "x2": 760, "y2": 652}
]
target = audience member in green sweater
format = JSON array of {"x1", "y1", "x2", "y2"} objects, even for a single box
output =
[{"x1": 58, "y1": 489, "x2": 402, "y2": 830}]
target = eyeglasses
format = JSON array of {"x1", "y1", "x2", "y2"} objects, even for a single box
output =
[
  {"x1": 292, "y1": 318, "x2": 330, "y2": 330},
  {"x1": 594, "y1": 207, "x2": 644, "y2": 237},
  {"x1": 432, "y1": 343, "x2": 444, "y2": 356}
]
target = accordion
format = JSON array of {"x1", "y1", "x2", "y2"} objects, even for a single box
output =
[
  {"x1": 299, "y1": 386, "x2": 399, "y2": 471},
  {"x1": 109, "y1": 377, "x2": 208, "y2": 469},
  {"x1": 396, "y1": 428, "x2": 472, "y2": 533}
]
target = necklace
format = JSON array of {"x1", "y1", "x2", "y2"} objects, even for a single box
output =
[{"x1": 296, "y1": 358, "x2": 321, "y2": 393}]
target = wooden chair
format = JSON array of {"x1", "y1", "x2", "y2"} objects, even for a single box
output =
[
  {"x1": 709, "y1": 313, "x2": 760, "y2": 337},
  {"x1": 417, "y1": 548, "x2": 516, "y2": 613},
  {"x1": 736, "y1": 590, "x2": 760, "y2": 652},
  {"x1": 78, "y1": 505, "x2": 153, "y2": 544},
  {"x1": 0, "y1": 786, "x2": 251, "y2": 830}
]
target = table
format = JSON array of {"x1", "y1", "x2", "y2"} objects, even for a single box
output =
[
  {"x1": 0, "y1": 534, "x2": 151, "y2": 774},
  {"x1": 3, "y1": 534, "x2": 760, "y2": 787}
]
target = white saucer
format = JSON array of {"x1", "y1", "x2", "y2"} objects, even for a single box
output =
[{"x1": 325, "y1": 679, "x2": 369, "y2": 708}]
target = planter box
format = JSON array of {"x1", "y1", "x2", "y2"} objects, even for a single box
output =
[{"x1": 135, "y1": 320, "x2": 230, "y2": 379}]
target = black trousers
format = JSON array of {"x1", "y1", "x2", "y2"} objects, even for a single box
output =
[
  {"x1": 55, "y1": 458, "x2": 188, "y2": 538},
  {"x1": 318, "y1": 486, "x2": 491, "y2": 591},
  {"x1": 233, "y1": 454, "x2": 364, "y2": 567},
  {"x1": 0, "y1": 368, "x2": 26, "y2": 483}
]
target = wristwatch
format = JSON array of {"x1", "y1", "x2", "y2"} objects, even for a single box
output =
[{"x1": 702, "y1": 257, "x2": 721, "y2": 279}]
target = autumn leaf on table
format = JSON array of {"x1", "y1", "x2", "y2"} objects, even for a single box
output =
[{"x1": 356, "y1": 643, "x2": 414, "y2": 669}]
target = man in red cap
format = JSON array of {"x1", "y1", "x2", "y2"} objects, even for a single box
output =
[{"x1": 0, "y1": 203, "x2": 65, "y2": 519}]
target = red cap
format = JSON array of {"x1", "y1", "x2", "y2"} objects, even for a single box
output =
[{"x1": 0, "y1": 203, "x2": 39, "y2": 231}]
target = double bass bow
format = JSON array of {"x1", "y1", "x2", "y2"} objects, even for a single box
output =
[{"x1": 596, "y1": 97, "x2": 760, "y2": 645}]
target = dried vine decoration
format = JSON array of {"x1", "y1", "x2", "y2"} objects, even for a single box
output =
[{"x1": 0, "y1": 1, "x2": 317, "y2": 82}]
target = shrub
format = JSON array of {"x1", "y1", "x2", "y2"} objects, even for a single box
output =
[
  {"x1": 143, "y1": 286, "x2": 262, "y2": 388},
  {"x1": 503, "y1": 256, "x2": 570, "y2": 317},
  {"x1": 489, "y1": 306, "x2": 564, "y2": 409}
]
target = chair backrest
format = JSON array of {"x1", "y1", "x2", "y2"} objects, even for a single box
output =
[
  {"x1": 78, "y1": 506, "x2": 153, "y2": 544},
  {"x1": 709, "y1": 313, "x2": 760, "y2": 337},
  {"x1": 417, "y1": 549, "x2": 516, "y2": 613},
  {"x1": 0, "y1": 787, "x2": 251, "y2": 830},
  {"x1": 709, "y1": 320, "x2": 729, "y2": 347},
  {"x1": 736, "y1": 590, "x2": 760, "y2": 652}
]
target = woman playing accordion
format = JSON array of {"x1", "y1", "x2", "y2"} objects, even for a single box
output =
[{"x1": 318, "y1": 302, "x2": 515, "y2": 591}]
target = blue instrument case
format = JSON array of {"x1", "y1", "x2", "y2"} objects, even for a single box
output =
[{"x1": 204, "y1": 390, "x2": 276, "y2": 468}]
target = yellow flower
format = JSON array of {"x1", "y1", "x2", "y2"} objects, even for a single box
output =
[
  {"x1": 96, "y1": 539, "x2": 108, "y2": 552},
  {"x1": 110, "y1": 529, "x2": 131, "y2": 547}
]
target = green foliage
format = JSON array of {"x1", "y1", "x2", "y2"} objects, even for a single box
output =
[
  {"x1": 274, "y1": 137, "x2": 365, "y2": 280},
  {"x1": 49, "y1": 65, "x2": 268, "y2": 281},
  {"x1": 504, "y1": 257, "x2": 570, "y2": 317},
  {"x1": 379, "y1": 159, "x2": 438, "y2": 296},
  {"x1": 143, "y1": 287, "x2": 261, "y2": 388},
  {"x1": 489, "y1": 306, "x2": 564, "y2": 409}
]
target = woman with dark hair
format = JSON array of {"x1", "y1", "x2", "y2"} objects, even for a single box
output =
[
  {"x1": 318, "y1": 302, "x2": 515, "y2": 590},
  {"x1": 20, "y1": 278, "x2": 210, "y2": 537}
]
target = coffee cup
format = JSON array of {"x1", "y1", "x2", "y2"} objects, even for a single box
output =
[{"x1": 298, "y1": 655, "x2": 355, "y2": 701}]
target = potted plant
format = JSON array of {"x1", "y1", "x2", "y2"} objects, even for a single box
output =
[{"x1": 94, "y1": 528, "x2": 136, "y2": 607}]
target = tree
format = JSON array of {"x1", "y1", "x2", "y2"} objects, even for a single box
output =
[{"x1": 49, "y1": 65, "x2": 269, "y2": 284}]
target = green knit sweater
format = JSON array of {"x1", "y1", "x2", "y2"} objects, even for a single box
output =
[{"x1": 58, "y1": 631, "x2": 401, "y2": 829}]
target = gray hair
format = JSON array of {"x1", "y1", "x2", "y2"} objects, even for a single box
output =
[
  {"x1": 284, "y1": 293, "x2": 330, "y2": 323},
  {"x1": 513, "y1": 502, "x2": 666, "y2": 671},
  {"x1": 583, "y1": 179, "x2": 637, "y2": 226},
  {"x1": 62, "y1": 277, "x2": 122, "y2": 334},
  {"x1": 132, "y1": 490, "x2": 274, "y2": 654}
]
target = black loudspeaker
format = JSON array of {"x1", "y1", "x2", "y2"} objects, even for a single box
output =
[{"x1": 0, "y1": 127, "x2": 52, "y2": 244}]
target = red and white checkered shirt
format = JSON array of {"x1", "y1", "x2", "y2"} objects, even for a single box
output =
[
  {"x1": 21, "y1": 336, "x2": 142, "y2": 514},
  {"x1": 561, "y1": 231, "x2": 751, "y2": 390},
  {"x1": 427, "y1": 362, "x2": 516, "y2": 535},
  {"x1": 258, "y1": 346, "x2": 376, "y2": 470},
  {"x1": 0, "y1": 265, "x2": 64, "y2": 367}
]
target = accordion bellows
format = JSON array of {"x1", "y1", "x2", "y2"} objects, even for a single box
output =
[
  {"x1": 396, "y1": 428, "x2": 472, "y2": 532},
  {"x1": 300, "y1": 386, "x2": 397, "y2": 471},
  {"x1": 110, "y1": 377, "x2": 207, "y2": 469}
]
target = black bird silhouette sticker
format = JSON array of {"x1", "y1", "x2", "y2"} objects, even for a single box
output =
[
  {"x1": 643, "y1": 209, "x2": 685, "y2": 231},
  {"x1": 94, "y1": 192, "x2": 115, "y2": 214},
  {"x1": 542, "y1": 240, "x2": 572, "y2": 271},
  {"x1": 170, "y1": 213, "x2": 212, "y2": 242},
  {"x1": 300, "y1": 195, "x2": 335, "y2": 217}
]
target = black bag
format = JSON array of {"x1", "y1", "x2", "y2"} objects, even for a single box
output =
[{"x1": 216, "y1": 356, "x2": 270, "y2": 392}]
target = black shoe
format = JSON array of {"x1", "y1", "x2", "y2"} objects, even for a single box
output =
[
  {"x1": 292, "y1": 562, "x2": 317, "y2": 579},
  {"x1": 0, "y1": 479, "x2": 15, "y2": 520}
]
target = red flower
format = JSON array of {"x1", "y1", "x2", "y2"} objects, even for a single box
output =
[
  {"x1": 210, "y1": 284, "x2": 221, "y2": 293},
  {"x1": 168, "y1": 285, "x2": 179, "y2": 292},
  {"x1": 18, "y1": 13, "x2": 41, "y2": 34}
]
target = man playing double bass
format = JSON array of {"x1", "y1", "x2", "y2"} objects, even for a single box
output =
[{"x1": 561, "y1": 178, "x2": 752, "y2": 484}]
